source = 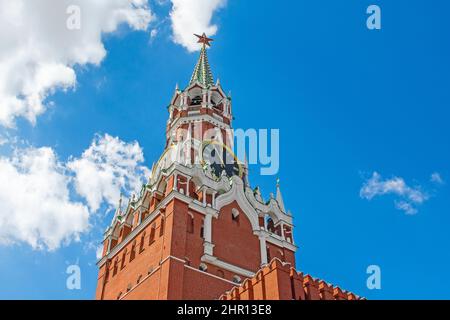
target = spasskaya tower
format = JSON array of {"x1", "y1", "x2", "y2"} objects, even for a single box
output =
[{"x1": 95, "y1": 34, "x2": 360, "y2": 301}]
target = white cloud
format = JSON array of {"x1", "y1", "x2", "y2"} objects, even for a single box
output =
[
  {"x1": 0, "y1": 0, "x2": 154, "y2": 127},
  {"x1": 68, "y1": 134, "x2": 151, "y2": 212},
  {"x1": 170, "y1": 0, "x2": 226, "y2": 52},
  {"x1": 0, "y1": 133, "x2": 150, "y2": 251},
  {"x1": 394, "y1": 201, "x2": 418, "y2": 215},
  {"x1": 0, "y1": 147, "x2": 89, "y2": 250},
  {"x1": 430, "y1": 172, "x2": 444, "y2": 185},
  {"x1": 360, "y1": 172, "x2": 429, "y2": 215},
  {"x1": 96, "y1": 245, "x2": 104, "y2": 260},
  {"x1": 150, "y1": 28, "x2": 159, "y2": 40},
  {"x1": 0, "y1": 135, "x2": 7, "y2": 146}
]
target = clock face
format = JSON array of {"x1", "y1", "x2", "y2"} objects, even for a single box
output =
[{"x1": 201, "y1": 140, "x2": 243, "y2": 179}]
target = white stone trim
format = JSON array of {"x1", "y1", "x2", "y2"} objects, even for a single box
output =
[
  {"x1": 255, "y1": 230, "x2": 297, "y2": 252},
  {"x1": 259, "y1": 235, "x2": 268, "y2": 265},
  {"x1": 201, "y1": 254, "x2": 255, "y2": 278},
  {"x1": 215, "y1": 176, "x2": 260, "y2": 231}
]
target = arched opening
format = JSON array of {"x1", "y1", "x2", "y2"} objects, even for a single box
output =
[
  {"x1": 191, "y1": 95, "x2": 202, "y2": 106},
  {"x1": 231, "y1": 208, "x2": 240, "y2": 225},
  {"x1": 121, "y1": 249, "x2": 127, "y2": 269}
]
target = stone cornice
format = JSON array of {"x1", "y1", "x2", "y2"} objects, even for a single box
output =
[{"x1": 201, "y1": 254, "x2": 255, "y2": 278}]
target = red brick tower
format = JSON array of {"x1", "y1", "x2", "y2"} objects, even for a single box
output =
[{"x1": 95, "y1": 34, "x2": 296, "y2": 300}]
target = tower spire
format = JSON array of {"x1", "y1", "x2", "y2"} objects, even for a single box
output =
[
  {"x1": 276, "y1": 178, "x2": 286, "y2": 213},
  {"x1": 190, "y1": 33, "x2": 214, "y2": 87}
]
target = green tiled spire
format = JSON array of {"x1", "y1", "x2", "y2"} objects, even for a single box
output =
[{"x1": 190, "y1": 43, "x2": 214, "y2": 87}]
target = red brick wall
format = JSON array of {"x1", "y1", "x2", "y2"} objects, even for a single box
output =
[
  {"x1": 219, "y1": 259, "x2": 362, "y2": 301},
  {"x1": 97, "y1": 196, "x2": 301, "y2": 300},
  {"x1": 95, "y1": 213, "x2": 166, "y2": 300},
  {"x1": 212, "y1": 201, "x2": 261, "y2": 272}
]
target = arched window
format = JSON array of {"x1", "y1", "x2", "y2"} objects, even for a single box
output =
[
  {"x1": 159, "y1": 218, "x2": 165, "y2": 237},
  {"x1": 266, "y1": 217, "x2": 276, "y2": 233},
  {"x1": 139, "y1": 232, "x2": 146, "y2": 252},
  {"x1": 129, "y1": 241, "x2": 136, "y2": 262},
  {"x1": 121, "y1": 249, "x2": 127, "y2": 269},
  {"x1": 200, "y1": 219, "x2": 204, "y2": 238},
  {"x1": 137, "y1": 275, "x2": 142, "y2": 284},
  {"x1": 187, "y1": 213, "x2": 194, "y2": 234},
  {"x1": 149, "y1": 224, "x2": 156, "y2": 244},
  {"x1": 191, "y1": 96, "x2": 202, "y2": 106},
  {"x1": 231, "y1": 208, "x2": 240, "y2": 224},
  {"x1": 113, "y1": 258, "x2": 118, "y2": 276}
]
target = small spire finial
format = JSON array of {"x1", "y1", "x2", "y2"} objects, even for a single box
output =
[
  {"x1": 275, "y1": 179, "x2": 286, "y2": 213},
  {"x1": 119, "y1": 192, "x2": 123, "y2": 209},
  {"x1": 190, "y1": 33, "x2": 214, "y2": 87},
  {"x1": 194, "y1": 33, "x2": 214, "y2": 47}
]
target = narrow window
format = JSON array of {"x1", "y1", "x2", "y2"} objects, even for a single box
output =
[
  {"x1": 231, "y1": 208, "x2": 240, "y2": 225},
  {"x1": 266, "y1": 246, "x2": 271, "y2": 262},
  {"x1": 149, "y1": 224, "x2": 156, "y2": 244},
  {"x1": 130, "y1": 241, "x2": 136, "y2": 262},
  {"x1": 200, "y1": 219, "x2": 204, "y2": 239},
  {"x1": 187, "y1": 214, "x2": 194, "y2": 234},
  {"x1": 159, "y1": 218, "x2": 165, "y2": 237},
  {"x1": 139, "y1": 232, "x2": 146, "y2": 252},
  {"x1": 113, "y1": 259, "x2": 118, "y2": 276},
  {"x1": 121, "y1": 249, "x2": 127, "y2": 269}
]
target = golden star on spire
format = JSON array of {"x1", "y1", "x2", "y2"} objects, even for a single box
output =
[{"x1": 194, "y1": 33, "x2": 214, "y2": 47}]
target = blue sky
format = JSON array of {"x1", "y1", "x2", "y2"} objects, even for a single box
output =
[{"x1": 0, "y1": 0, "x2": 449, "y2": 299}]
